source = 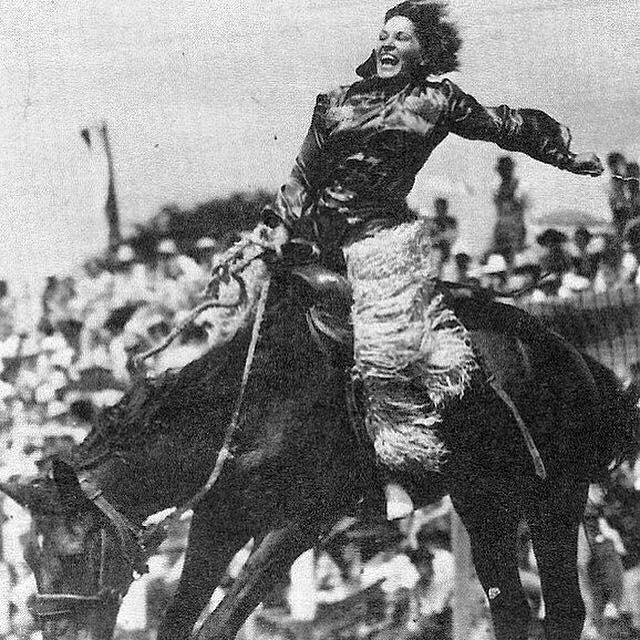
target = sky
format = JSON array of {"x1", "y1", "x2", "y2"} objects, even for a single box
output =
[{"x1": 2, "y1": 0, "x2": 640, "y2": 286}]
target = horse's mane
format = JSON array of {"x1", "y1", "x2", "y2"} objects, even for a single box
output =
[
  {"x1": 73, "y1": 334, "x2": 249, "y2": 471},
  {"x1": 75, "y1": 368, "x2": 181, "y2": 462}
]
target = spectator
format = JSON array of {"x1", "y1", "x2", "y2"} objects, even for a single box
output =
[
  {"x1": 426, "y1": 197, "x2": 458, "y2": 278},
  {"x1": 194, "y1": 237, "x2": 219, "y2": 271},
  {"x1": 571, "y1": 226, "x2": 599, "y2": 281},
  {"x1": 491, "y1": 155, "x2": 528, "y2": 266},
  {"x1": 593, "y1": 233, "x2": 624, "y2": 293},
  {"x1": 453, "y1": 252, "x2": 474, "y2": 284},
  {"x1": 627, "y1": 161, "x2": 640, "y2": 224},
  {"x1": 607, "y1": 151, "x2": 629, "y2": 242},
  {"x1": 536, "y1": 228, "x2": 572, "y2": 280},
  {"x1": 479, "y1": 253, "x2": 508, "y2": 294},
  {"x1": 0, "y1": 281, "x2": 15, "y2": 341}
]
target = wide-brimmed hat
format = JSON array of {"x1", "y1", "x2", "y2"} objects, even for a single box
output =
[
  {"x1": 536, "y1": 228, "x2": 568, "y2": 247},
  {"x1": 195, "y1": 237, "x2": 217, "y2": 251},
  {"x1": 157, "y1": 238, "x2": 178, "y2": 255},
  {"x1": 116, "y1": 244, "x2": 135, "y2": 263},
  {"x1": 561, "y1": 272, "x2": 591, "y2": 292},
  {"x1": 483, "y1": 253, "x2": 508, "y2": 274}
]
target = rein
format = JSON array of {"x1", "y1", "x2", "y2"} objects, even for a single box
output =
[
  {"x1": 138, "y1": 273, "x2": 271, "y2": 554},
  {"x1": 134, "y1": 224, "x2": 274, "y2": 366},
  {"x1": 51, "y1": 273, "x2": 273, "y2": 603}
]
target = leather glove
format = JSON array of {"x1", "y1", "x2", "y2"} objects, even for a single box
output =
[{"x1": 566, "y1": 152, "x2": 604, "y2": 177}]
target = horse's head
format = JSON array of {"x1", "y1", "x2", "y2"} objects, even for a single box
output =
[{"x1": 0, "y1": 460, "x2": 134, "y2": 640}]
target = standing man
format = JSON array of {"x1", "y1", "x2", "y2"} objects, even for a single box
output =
[
  {"x1": 606, "y1": 151, "x2": 629, "y2": 243},
  {"x1": 427, "y1": 197, "x2": 458, "y2": 278},
  {"x1": 491, "y1": 155, "x2": 528, "y2": 266}
]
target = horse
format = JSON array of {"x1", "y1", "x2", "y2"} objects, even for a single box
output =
[{"x1": 1, "y1": 266, "x2": 637, "y2": 640}]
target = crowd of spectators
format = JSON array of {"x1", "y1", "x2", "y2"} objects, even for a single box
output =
[{"x1": 426, "y1": 152, "x2": 640, "y2": 308}]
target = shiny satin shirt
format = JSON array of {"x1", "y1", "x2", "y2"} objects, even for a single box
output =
[{"x1": 267, "y1": 75, "x2": 576, "y2": 248}]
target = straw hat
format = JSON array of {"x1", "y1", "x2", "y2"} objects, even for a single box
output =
[
  {"x1": 116, "y1": 244, "x2": 135, "y2": 263},
  {"x1": 483, "y1": 253, "x2": 508, "y2": 274},
  {"x1": 561, "y1": 272, "x2": 591, "y2": 292},
  {"x1": 157, "y1": 239, "x2": 178, "y2": 255},
  {"x1": 195, "y1": 237, "x2": 217, "y2": 251},
  {"x1": 46, "y1": 400, "x2": 69, "y2": 419}
]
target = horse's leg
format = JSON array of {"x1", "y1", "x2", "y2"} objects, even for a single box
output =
[
  {"x1": 450, "y1": 483, "x2": 530, "y2": 640},
  {"x1": 525, "y1": 479, "x2": 588, "y2": 640},
  {"x1": 157, "y1": 506, "x2": 250, "y2": 640},
  {"x1": 194, "y1": 516, "x2": 323, "y2": 640},
  {"x1": 577, "y1": 523, "x2": 604, "y2": 638}
]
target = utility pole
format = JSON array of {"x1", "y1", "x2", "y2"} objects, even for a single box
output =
[
  {"x1": 101, "y1": 122, "x2": 122, "y2": 253},
  {"x1": 80, "y1": 122, "x2": 122, "y2": 254}
]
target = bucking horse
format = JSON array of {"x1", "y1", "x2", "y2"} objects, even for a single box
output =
[{"x1": 1, "y1": 260, "x2": 638, "y2": 640}]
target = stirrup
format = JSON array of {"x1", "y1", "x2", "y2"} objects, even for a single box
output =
[{"x1": 385, "y1": 482, "x2": 414, "y2": 521}]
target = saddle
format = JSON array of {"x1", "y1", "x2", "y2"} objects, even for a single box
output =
[
  {"x1": 290, "y1": 264, "x2": 353, "y2": 363},
  {"x1": 291, "y1": 262, "x2": 590, "y2": 393}
]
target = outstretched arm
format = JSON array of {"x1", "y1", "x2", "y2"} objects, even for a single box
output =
[{"x1": 443, "y1": 80, "x2": 603, "y2": 176}]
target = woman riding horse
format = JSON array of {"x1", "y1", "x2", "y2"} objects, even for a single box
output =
[{"x1": 262, "y1": 1, "x2": 604, "y2": 517}]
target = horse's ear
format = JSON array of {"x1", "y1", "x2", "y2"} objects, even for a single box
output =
[
  {"x1": 0, "y1": 477, "x2": 33, "y2": 509},
  {"x1": 52, "y1": 459, "x2": 83, "y2": 505},
  {"x1": 0, "y1": 476, "x2": 60, "y2": 513}
]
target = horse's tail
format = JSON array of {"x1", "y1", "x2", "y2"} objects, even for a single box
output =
[{"x1": 583, "y1": 353, "x2": 640, "y2": 481}]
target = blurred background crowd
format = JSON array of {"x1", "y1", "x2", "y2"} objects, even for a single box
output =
[{"x1": 2, "y1": 150, "x2": 640, "y2": 639}]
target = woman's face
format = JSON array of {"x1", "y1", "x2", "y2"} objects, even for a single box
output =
[{"x1": 375, "y1": 16, "x2": 423, "y2": 79}]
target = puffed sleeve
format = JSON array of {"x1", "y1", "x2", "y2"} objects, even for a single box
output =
[
  {"x1": 441, "y1": 79, "x2": 576, "y2": 170},
  {"x1": 263, "y1": 93, "x2": 331, "y2": 229}
]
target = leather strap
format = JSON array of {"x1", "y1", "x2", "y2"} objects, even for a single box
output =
[
  {"x1": 141, "y1": 273, "x2": 272, "y2": 554},
  {"x1": 78, "y1": 475, "x2": 149, "y2": 574},
  {"x1": 487, "y1": 376, "x2": 547, "y2": 480},
  {"x1": 31, "y1": 593, "x2": 103, "y2": 618}
]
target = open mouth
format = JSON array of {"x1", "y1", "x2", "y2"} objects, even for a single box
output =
[{"x1": 379, "y1": 53, "x2": 399, "y2": 67}]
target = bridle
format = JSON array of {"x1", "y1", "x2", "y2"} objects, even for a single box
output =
[
  {"x1": 30, "y1": 529, "x2": 123, "y2": 620},
  {"x1": 30, "y1": 471, "x2": 172, "y2": 620}
]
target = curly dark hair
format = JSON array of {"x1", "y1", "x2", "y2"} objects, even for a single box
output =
[{"x1": 356, "y1": 1, "x2": 461, "y2": 78}]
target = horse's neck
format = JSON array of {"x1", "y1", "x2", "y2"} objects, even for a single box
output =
[
  {"x1": 74, "y1": 333, "x2": 253, "y2": 523},
  {"x1": 75, "y1": 286, "x2": 339, "y2": 525}
]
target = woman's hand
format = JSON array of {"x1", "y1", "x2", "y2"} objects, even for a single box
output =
[
  {"x1": 244, "y1": 222, "x2": 290, "y2": 259},
  {"x1": 566, "y1": 152, "x2": 604, "y2": 177},
  {"x1": 267, "y1": 223, "x2": 290, "y2": 258}
]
